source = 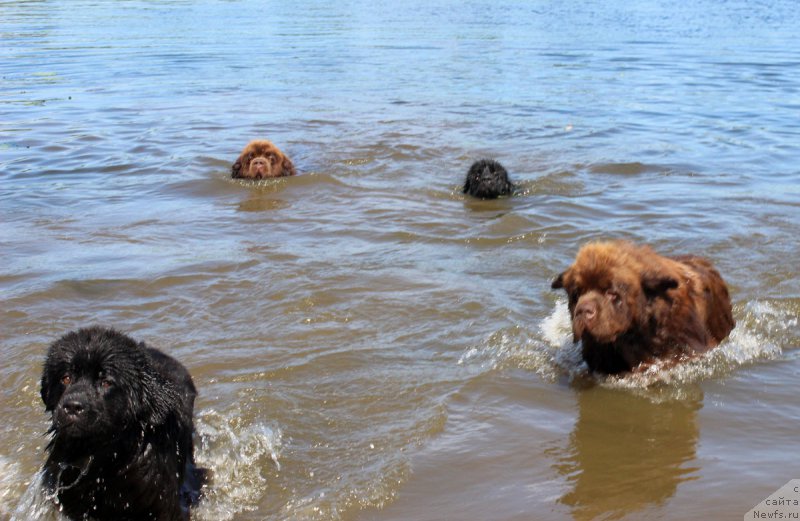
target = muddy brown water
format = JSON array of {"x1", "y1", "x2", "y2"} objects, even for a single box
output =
[{"x1": 2, "y1": 1, "x2": 799, "y2": 520}]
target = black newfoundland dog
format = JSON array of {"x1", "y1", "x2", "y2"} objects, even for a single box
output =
[
  {"x1": 463, "y1": 159, "x2": 514, "y2": 199},
  {"x1": 40, "y1": 326, "x2": 206, "y2": 521}
]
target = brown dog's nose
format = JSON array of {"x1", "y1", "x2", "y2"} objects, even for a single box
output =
[
  {"x1": 62, "y1": 400, "x2": 85, "y2": 417},
  {"x1": 575, "y1": 300, "x2": 597, "y2": 322}
]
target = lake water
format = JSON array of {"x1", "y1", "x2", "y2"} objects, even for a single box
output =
[{"x1": 2, "y1": 1, "x2": 799, "y2": 519}]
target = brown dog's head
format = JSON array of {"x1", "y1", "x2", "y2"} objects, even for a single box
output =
[
  {"x1": 231, "y1": 139, "x2": 296, "y2": 179},
  {"x1": 551, "y1": 241, "x2": 678, "y2": 345}
]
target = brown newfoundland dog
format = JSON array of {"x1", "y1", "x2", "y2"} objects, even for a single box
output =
[
  {"x1": 40, "y1": 326, "x2": 206, "y2": 520},
  {"x1": 551, "y1": 240, "x2": 735, "y2": 375},
  {"x1": 231, "y1": 139, "x2": 296, "y2": 179}
]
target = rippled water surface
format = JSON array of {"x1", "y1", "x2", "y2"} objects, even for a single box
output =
[{"x1": 2, "y1": 1, "x2": 799, "y2": 519}]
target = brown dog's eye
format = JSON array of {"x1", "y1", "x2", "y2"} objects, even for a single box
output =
[
  {"x1": 606, "y1": 290, "x2": 621, "y2": 304},
  {"x1": 268, "y1": 153, "x2": 277, "y2": 164},
  {"x1": 61, "y1": 375, "x2": 71, "y2": 386}
]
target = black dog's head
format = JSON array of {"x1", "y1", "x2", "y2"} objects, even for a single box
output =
[
  {"x1": 463, "y1": 159, "x2": 514, "y2": 199},
  {"x1": 41, "y1": 327, "x2": 179, "y2": 450}
]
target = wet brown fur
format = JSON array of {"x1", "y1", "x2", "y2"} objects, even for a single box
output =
[
  {"x1": 551, "y1": 240, "x2": 735, "y2": 375},
  {"x1": 231, "y1": 139, "x2": 296, "y2": 179}
]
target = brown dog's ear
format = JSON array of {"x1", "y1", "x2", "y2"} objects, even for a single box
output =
[
  {"x1": 551, "y1": 272, "x2": 566, "y2": 289},
  {"x1": 280, "y1": 155, "x2": 296, "y2": 177},
  {"x1": 231, "y1": 159, "x2": 243, "y2": 179},
  {"x1": 641, "y1": 272, "x2": 679, "y2": 296}
]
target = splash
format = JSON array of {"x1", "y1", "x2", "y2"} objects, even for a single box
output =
[
  {"x1": 727, "y1": 300, "x2": 794, "y2": 364},
  {"x1": 1, "y1": 456, "x2": 27, "y2": 520},
  {"x1": 604, "y1": 299, "x2": 789, "y2": 390},
  {"x1": 6, "y1": 410, "x2": 282, "y2": 521},
  {"x1": 539, "y1": 298, "x2": 587, "y2": 378},
  {"x1": 8, "y1": 469, "x2": 64, "y2": 521},
  {"x1": 457, "y1": 298, "x2": 584, "y2": 381},
  {"x1": 459, "y1": 298, "x2": 793, "y2": 389},
  {"x1": 191, "y1": 407, "x2": 282, "y2": 521}
]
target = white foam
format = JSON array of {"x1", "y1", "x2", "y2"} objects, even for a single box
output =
[
  {"x1": 8, "y1": 470, "x2": 64, "y2": 521},
  {"x1": 539, "y1": 299, "x2": 587, "y2": 378},
  {"x1": 191, "y1": 408, "x2": 283, "y2": 521},
  {"x1": 0, "y1": 456, "x2": 22, "y2": 519},
  {"x1": 539, "y1": 298, "x2": 573, "y2": 349},
  {"x1": 727, "y1": 300, "x2": 793, "y2": 363}
]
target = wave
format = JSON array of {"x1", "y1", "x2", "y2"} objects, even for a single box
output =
[
  {"x1": 227, "y1": 171, "x2": 347, "y2": 190},
  {"x1": 459, "y1": 298, "x2": 793, "y2": 392}
]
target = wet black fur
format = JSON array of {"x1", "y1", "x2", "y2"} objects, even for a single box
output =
[
  {"x1": 40, "y1": 326, "x2": 206, "y2": 521},
  {"x1": 463, "y1": 159, "x2": 514, "y2": 199}
]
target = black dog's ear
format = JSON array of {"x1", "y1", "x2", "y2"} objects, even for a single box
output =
[
  {"x1": 463, "y1": 160, "x2": 481, "y2": 194},
  {"x1": 41, "y1": 337, "x2": 69, "y2": 411},
  {"x1": 231, "y1": 160, "x2": 243, "y2": 178},
  {"x1": 132, "y1": 350, "x2": 182, "y2": 427},
  {"x1": 641, "y1": 272, "x2": 679, "y2": 296},
  {"x1": 141, "y1": 379, "x2": 180, "y2": 427},
  {"x1": 40, "y1": 368, "x2": 58, "y2": 411},
  {"x1": 551, "y1": 272, "x2": 566, "y2": 289}
]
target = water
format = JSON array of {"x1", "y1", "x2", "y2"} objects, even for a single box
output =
[{"x1": 2, "y1": 0, "x2": 799, "y2": 519}]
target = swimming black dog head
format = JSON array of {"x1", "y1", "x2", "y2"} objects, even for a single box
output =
[
  {"x1": 40, "y1": 326, "x2": 179, "y2": 452},
  {"x1": 463, "y1": 159, "x2": 514, "y2": 199}
]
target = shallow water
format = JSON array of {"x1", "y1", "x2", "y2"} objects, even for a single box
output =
[{"x1": 2, "y1": 1, "x2": 799, "y2": 519}]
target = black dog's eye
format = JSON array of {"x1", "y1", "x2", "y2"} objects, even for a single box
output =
[
  {"x1": 61, "y1": 375, "x2": 72, "y2": 386},
  {"x1": 97, "y1": 372, "x2": 113, "y2": 389},
  {"x1": 93, "y1": 370, "x2": 113, "y2": 389}
]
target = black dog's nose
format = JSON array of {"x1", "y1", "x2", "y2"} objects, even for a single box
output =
[{"x1": 62, "y1": 400, "x2": 85, "y2": 416}]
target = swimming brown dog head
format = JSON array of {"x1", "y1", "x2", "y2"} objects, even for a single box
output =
[
  {"x1": 551, "y1": 240, "x2": 735, "y2": 374},
  {"x1": 231, "y1": 139, "x2": 296, "y2": 179}
]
